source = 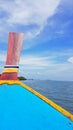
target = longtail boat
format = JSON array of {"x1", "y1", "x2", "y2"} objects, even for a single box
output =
[{"x1": 0, "y1": 32, "x2": 73, "y2": 130}]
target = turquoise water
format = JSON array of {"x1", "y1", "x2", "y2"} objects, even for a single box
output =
[
  {"x1": 23, "y1": 80, "x2": 73, "y2": 114},
  {"x1": 0, "y1": 84, "x2": 73, "y2": 130}
]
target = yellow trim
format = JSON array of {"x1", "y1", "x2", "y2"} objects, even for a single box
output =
[
  {"x1": 3, "y1": 68, "x2": 18, "y2": 73},
  {"x1": 0, "y1": 80, "x2": 73, "y2": 121}
]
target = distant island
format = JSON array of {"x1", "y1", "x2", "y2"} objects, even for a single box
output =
[{"x1": 18, "y1": 76, "x2": 27, "y2": 80}]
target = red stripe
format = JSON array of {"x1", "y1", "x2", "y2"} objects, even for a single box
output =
[{"x1": 0, "y1": 72, "x2": 18, "y2": 80}]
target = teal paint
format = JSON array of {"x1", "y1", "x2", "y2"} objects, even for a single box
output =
[{"x1": 0, "y1": 84, "x2": 73, "y2": 130}]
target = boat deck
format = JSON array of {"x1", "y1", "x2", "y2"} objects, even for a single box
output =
[{"x1": 0, "y1": 81, "x2": 73, "y2": 130}]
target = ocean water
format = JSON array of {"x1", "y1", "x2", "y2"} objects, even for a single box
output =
[{"x1": 23, "y1": 80, "x2": 73, "y2": 114}]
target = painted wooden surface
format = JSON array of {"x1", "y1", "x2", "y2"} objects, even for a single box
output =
[
  {"x1": 0, "y1": 81, "x2": 73, "y2": 130},
  {"x1": 6, "y1": 32, "x2": 24, "y2": 65},
  {"x1": 0, "y1": 32, "x2": 24, "y2": 80},
  {"x1": 0, "y1": 72, "x2": 18, "y2": 80}
]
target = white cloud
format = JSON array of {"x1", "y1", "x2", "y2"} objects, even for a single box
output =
[
  {"x1": 0, "y1": 51, "x2": 73, "y2": 80},
  {"x1": 0, "y1": 51, "x2": 6, "y2": 62},
  {"x1": 44, "y1": 49, "x2": 73, "y2": 58},
  {"x1": 0, "y1": 0, "x2": 61, "y2": 38},
  {"x1": 20, "y1": 55, "x2": 51, "y2": 68},
  {"x1": 19, "y1": 54, "x2": 73, "y2": 80},
  {"x1": 19, "y1": 54, "x2": 73, "y2": 72},
  {"x1": 7, "y1": 0, "x2": 60, "y2": 26},
  {"x1": 68, "y1": 57, "x2": 73, "y2": 63},
  {"x1": 0, "y1": 51, "x2": 7, "y2": 72}
]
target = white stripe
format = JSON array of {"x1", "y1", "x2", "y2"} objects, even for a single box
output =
[{"x1": 5, "y1": 65, "x2": 19, "y2": 66}]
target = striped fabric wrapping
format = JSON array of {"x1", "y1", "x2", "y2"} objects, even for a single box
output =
[
  {"x1": 4, "y1": 65, "x2": 19, "y2": 68},
  {"x1": 3, "y1": 65, "x2": 19, "y2": 73}
]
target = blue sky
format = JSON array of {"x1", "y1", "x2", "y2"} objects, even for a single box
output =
[{"x1": 0, "y1": 0, "x2": 73, "y2": 81}]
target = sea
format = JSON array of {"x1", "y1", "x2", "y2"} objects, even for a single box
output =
[{"x1": 23, "y1": 80, "x2": 73, "y2": 114}]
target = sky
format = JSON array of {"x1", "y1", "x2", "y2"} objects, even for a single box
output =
[{"x1": 0, "y1": 0, "x2": 73, "y2": 81}]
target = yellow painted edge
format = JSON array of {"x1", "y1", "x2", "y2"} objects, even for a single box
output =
[
  {"x1": 0, "y1": 80, "x2": 73, "y2": 121},
  {"x1": 3, "y1": 68, "x2": 18, "y2": 73}
]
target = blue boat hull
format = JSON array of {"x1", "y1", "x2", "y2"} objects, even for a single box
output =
[{"x1": 0, "y1": 81, "x2": 73, "y2": 130}]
